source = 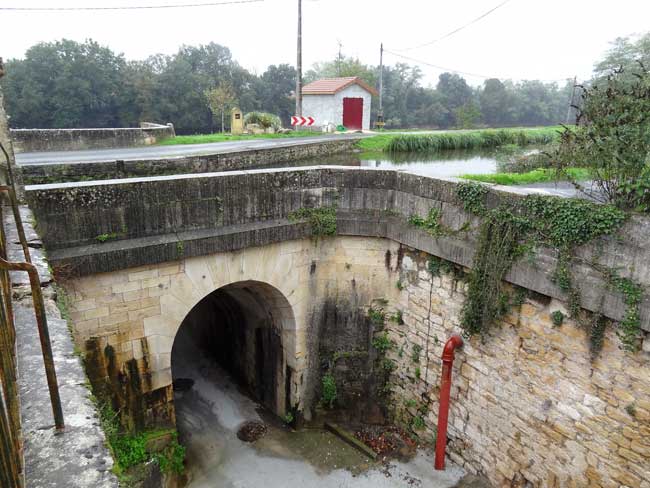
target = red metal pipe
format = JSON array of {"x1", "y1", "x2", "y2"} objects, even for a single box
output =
[{"x1": 434, "y1": 334, "x2": 463, "y2": 470}]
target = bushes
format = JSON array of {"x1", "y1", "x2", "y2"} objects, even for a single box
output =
[
  {"x1": 243, "y1": 111, "x2": 282, "y2": 130},
  {"x1": 552, "y1": 64, "x2": 650, "y2": 211}
]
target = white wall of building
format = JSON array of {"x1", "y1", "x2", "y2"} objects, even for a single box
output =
[{"x1": 303, "y1": 84, "x2": 373, "y2": 131}]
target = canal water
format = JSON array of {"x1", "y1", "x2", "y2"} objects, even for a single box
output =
[
  {"x1": 265, "y1": 147, "x2": 534, "y2": 179},
  {"x1": 172, "y1": 332, "x2": 469, "y2": 488}
]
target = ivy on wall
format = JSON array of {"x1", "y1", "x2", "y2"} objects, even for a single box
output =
[{"x1": 453, "y1": 182, "x2": 643, "y2": 354}]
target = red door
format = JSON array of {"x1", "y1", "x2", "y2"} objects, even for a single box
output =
[{"x1": 343, "y1": 97, "x2": 363, "y2": 130}]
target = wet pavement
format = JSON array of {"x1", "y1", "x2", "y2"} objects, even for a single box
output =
[{"x1": 172, "y1": 333, "x2": 467, "y2": 488}]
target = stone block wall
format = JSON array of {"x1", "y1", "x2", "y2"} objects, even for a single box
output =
[
  {"x1": 384, "y1": 249, "x2": 650, "y2": 487},
  {"x1": 27, "y1": 166, "x2": 650, "y2": 485},
  {"x1": 62, "y1": 237, "x2": 400, "y2": 427},
  {"x1": 11, "y1": 123, "x2": 175, "y2": 153}
]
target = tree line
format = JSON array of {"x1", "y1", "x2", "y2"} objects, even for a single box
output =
[{"x1": 2, "y1": 35, "x2": 646, "y2": 133}]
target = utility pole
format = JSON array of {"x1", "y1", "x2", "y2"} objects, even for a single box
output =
[
  {"x1": 295, "y1": 0, "x2": 303, "y2": 121},
  {"x1": 566, "y1": 76, "x2": 577, "y2": 124},
  {"x1": 376, "y1": 43, "x2": 385, "y2": 129},
  {"x1": 337, "y1": 40, "x2": 343, "y2": 76}
]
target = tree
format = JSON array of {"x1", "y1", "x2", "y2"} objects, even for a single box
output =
[
  {"x1": 454, "y1": 101, "x2": 482, "y2": 129},
  {"x1": 435, "y1": 73, "x2": 473, "y2": 128},
  {"x1": 593, "y1": 33, "x2": 650, "y2": 81},
  {"x1": 480, "y1": 79, "x2": 512, "y2": 126},
  {"x1": 2, "y1": 39, "x2": 127, "y2": 128},
  {"x1": 305, "y1": 56, "x2": 377, "y2": 87},
  {"x1": 254, "y1": 64, "x2": 296, "y2": 125},
  {"x1": 554, "y1": 64, "x2": 650, "y2": 210},
  {"x1": 205, "y1": 83, "x2": 238, "y2": 132}
]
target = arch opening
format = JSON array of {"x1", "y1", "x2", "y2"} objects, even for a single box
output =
[{"x1": 171, "y1": 281, "x2": 295, "y2": 418}]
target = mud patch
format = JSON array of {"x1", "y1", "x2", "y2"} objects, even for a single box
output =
[
  {"x1": 237, "y1": 420, "x2": 268, "y2": 442},
  {"x1": 355, "y1": 425, "x2": 417, "y2": 461}
]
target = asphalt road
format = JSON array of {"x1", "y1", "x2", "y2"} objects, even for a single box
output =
[{"x1": 15, "y1": 133, "x2": 368, "y2": 165}]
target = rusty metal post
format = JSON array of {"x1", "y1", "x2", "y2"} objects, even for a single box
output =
[
  {"x1": 0, "y1": 137, "x2": 64, "y2": 431},
  {"x1": 0, "y1": 257, "x2": 65, "y2": 430}
]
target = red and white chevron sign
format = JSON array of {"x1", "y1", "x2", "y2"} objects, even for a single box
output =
[{"x1": 291, "y1": 116, "x2": 315, "y2": 126}]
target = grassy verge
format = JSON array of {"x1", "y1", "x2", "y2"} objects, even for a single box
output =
[
  {"x1": 460, "y1": 167, "x2": 590, "y2": 186},
  {"x1": 159, "y1": 130, "x2": 317, "y2": 145},
  {"x1": 357, "y1": 127, "x2": 563, "y2": 153}
]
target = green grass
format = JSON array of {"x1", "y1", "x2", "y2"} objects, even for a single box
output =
[
  {"x1": 159, "y1": 130, "x2": 318, "y2": 145},
  {"x1": 357, "y1": 127, "x2": 563, "y2": 153},
  {"x1": 460, "y1": 167, "x2": 590, "y2": 186}
]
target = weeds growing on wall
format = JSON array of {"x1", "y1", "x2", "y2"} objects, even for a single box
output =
[
  {"x1": 97, "y1": 402, "x2": 185, "y2": 478},
  {"x1": 289, "y1": 206, "x2": 337, "y2": 237},
  {"x1": 367, "y1": 307, "x2": 386, "y2": 327},
  {"x1": 96, "y1": 232, "x2": 119, "y2": 243},
  {"x1": 321, "y1": 373, "x2": 338, "y2": 408},
  {"x1": 427, "y1": 256, "x2": 453, "y2": 277},
  {"x1": 372, "y1": 332, "x2": 394, "y2": 353},
  {"x1": 455, "y1": 182, "x2": 642, "y2": 353},
  {"x1": 408, "y1": 207, "x2": 443, "y2": 236}
]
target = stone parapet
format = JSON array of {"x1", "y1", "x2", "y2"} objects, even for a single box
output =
[{"x1": 11, "y1": 123, "x2": 175, "y2": 153}]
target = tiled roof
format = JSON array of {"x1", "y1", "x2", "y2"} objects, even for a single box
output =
[{"x1": 302, "y1": 77, "x2": 379, "y2": 96}]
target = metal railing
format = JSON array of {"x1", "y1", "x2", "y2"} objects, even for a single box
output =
[{"x1": 0, "y1": 138, "x2": 64, "y2": 488}]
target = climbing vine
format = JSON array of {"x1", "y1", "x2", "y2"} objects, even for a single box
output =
[
  {"x1": 607, "y1": 271, "x2": 643, "y2": 352},
  {"x1": 455, "y1": 182, "x2": 642, "y2": 353},
  {"x1": 460, "y1": 206, "x2": 530, "y2": 337}
]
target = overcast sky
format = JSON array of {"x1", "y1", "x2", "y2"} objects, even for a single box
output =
[{"x1": 2, "y1": 0, "x2": 649, "y2": 86}]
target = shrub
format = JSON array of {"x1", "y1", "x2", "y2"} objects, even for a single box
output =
[
  {"x1": 244, "y1": 111, "x2": 282, "y2": 130},
  {"x1": 553, "y1": 64, "x2": 650, "y2": 211}
]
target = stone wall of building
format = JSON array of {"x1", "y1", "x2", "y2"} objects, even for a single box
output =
[
  {"x1": 384, "y1": 248, "x2": 650, "y2": 488},
  {"x1": 11, "y1": 123, "x2": 175, "y2": 153}
]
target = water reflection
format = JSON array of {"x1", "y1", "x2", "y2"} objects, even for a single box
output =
[
  {"x1": 256, "y1": 147, "x2": 544, "y2": 179},
  {"x1": 359, "y1": 151, "x2": 497, "y2": 177},
  {"x1": 292, "y1": 149, "x2": 502, "y2": 178}
]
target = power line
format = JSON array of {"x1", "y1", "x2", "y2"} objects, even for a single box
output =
[
  {"x1": 0, "y1": 0, "x2": 263, "y2": 11},
  {"x1": 394, "y1": 0, "x2": 513, "y2": 52},
  {"x1": 384, "y1": 48, "x2": 571, "y2": 83}
]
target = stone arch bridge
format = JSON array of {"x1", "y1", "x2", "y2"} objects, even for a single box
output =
[{"x1": 26, "y1": 166, "x2": 650, "y2": 487}]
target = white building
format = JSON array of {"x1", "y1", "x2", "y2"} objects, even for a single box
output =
[{"x1": 302, "y1": 77, "x2": 378, "y2": 131}]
